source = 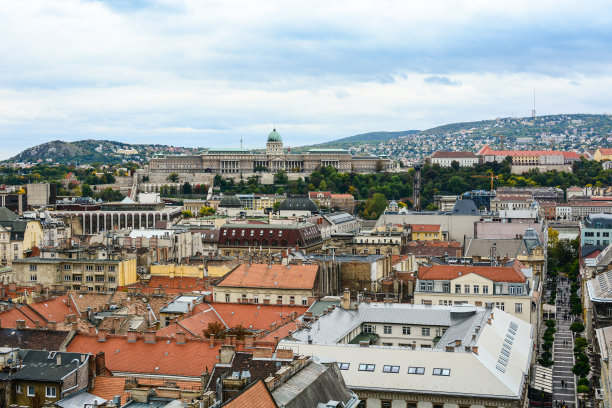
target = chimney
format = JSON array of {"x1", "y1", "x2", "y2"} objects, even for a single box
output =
[
  {"x1": 56, "y1": 354, "x2": 62, "y2": 366},
  {"x1": 341, "y1": 288, "x2": 350, "y2": 310},
  {"x1": 201, "y1": 370, "x2": 211, "y2": 392},
  {"x1": 176, "y1": 331, "x2": 186, "y2": 345},
  {"x1": 127, "y1": 330, "x2": 137, "y2": 343},
  {"x1": 16, "y1": 320, "x2": 25, "y2": 329},
  {"x1": 112, "y1": 317, "x2": 121, "y2": 334},
  {"x1": 276, "y1": 348, "x2": 294, "y2": 360},
  {"x1": 209, "y1": 334, "x2": 215, "y2": 348},
  {"x1": 47, "y1": 321, "x2": 57, "y2": 331},
  {"x1": 472, "y1": 346, "x2": 479, "y2": 355},
  {"x1": 96, "y1": 352, "x2": 106, "y2": 375},
  {"x1": 144, "y1": 331, "x2": 156, "y2": 344},
  {"x1": 454, "y1": 339, "x2": 461, "y2": 346},
  {"x1": 244, "y1": 335, "x2": 255, "y2": 349},
  {"x1": 97, "y1": 329, "x2": 107, "y2": 342},
  {"x1": 219, "y1": 345, "x2": 235, "y2": 365},
  {"x1": 253, "y1": 347, "x2": 273, "y2": 359}
]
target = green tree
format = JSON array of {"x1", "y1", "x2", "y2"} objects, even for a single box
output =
[
  {"x1": 274, "y1": 170, "x2": 288, "y2": 185},
  {"x1": 570, "y1": 322, "x2": 585, "y2": 334},
  {"x1": 168, "y1": 173, "x2": 179, "y2": 182},
  {"x1": 425, "y1": 203, "x2": 439, "y2": 211},
  {"x1": 81, "y1": 184, "x2": 93, "y2": 197},
  {"x1": 363, "y1": 193, "x2": 388, "y2": 219},
  {"x1": 182, "y1": 182, "x2": 193, "y2": 194},
  {"x1": 182, "y1": 210, "x2": 193, "y2": 218},
  {"x1": 198, "y1": 206, "x2": 216, "y2": 216}
]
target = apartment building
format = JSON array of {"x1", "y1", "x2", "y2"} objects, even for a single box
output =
[
  {"x1": 0, "y1": 207, "x2": 44, "y2": 266},
  {"x1": 581, "y1": 214, "x2": 612, "y2": 246},
  {"x1": 413, "y1": 262, "x2": 537, "y2": 324},
  {"x1": 12, "y1": 255, "x2": 137, "y2": 292}
]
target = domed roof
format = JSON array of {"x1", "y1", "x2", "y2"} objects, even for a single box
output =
[
  {"x1": 267, "y1": 129, "x2": 282, "y2": 142},
  {"x1": 218, "y1": 195, "x2": 242, "y2": 208},
  {"x1": 278, "y1": 197, "x2": 318, "y2": 212}
]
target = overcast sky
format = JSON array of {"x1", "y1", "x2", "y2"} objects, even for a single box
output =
[{"x1": 1, "y1": 0, "x2": 611, "y2": 159}]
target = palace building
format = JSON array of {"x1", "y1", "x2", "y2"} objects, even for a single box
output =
[{"x1": 147, "y1": 129, "x2": 396, "y2": 174}]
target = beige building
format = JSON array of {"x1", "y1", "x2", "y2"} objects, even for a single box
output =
[
  {"x1": 213, "y1": 263, "x2": 319, "y2": 306},
  {"x1": 0, "y1": 208, "x2": 44, "y2": 266},
  {"x1": 147, "y1": 130, "x2": 396, "y2": 176},
  {"x1": 414, "y1": 262, "x2": 538, "y2": 324},
  {"x1": 11, "y1": 255, "x2": 137, "y2": 292}
]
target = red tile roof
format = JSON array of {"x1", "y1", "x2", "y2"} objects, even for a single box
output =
[
  {"x1": 0, "y1": 295, "x2": 78, "y2": 330},
  {"x1": 90, "y1": 376, "x2": 131, "y2": 402},
  {"x1": 410, "y1": 224, "x2": 441, "y2": 233},
  {"x1": 259, "y1": 321, "x2": 300, "y2": 344},
  {"x1": 215, "y1": 264, "x2": 318, "y2": 290},
  {"x1": 210, "y1": 303, "x2": 308, "y2": 331},
  {"x1": 598, "y1": 148, "x2": 612, "y2": 155},
  {"x1": 156, "y1": 305, "x2": 224, "y2": 338},
  {"x1": 418, "y1": 262, "x2": 526, "y2": 283},
  {"x1": 223, "y1": 378, "x2": 278, "y2": 408},
  {"x1": 478, "y1": 144, "x2": 579, "y2": 159},
  {"x1": 67, "y1": 334, "x2": 220, "y2": 377}
]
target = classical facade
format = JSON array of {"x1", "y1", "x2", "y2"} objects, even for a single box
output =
[{"x1": 147, "y1": 129, "x2": 396, "y2": 175}]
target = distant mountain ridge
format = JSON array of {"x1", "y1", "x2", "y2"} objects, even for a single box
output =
[{"x1": 5, "y1": 113, "x2": 611, "y2": 165}]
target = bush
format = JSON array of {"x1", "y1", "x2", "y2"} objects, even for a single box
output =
[
  {"x1": 543, "y1": 333, "x2": 554, "y2": 342},
  {"x1": 572, "y1": 361, "x2": 590, "y2": 377},
  {"x1": 577, "y1": 384, "x2": 590, "y2": 394},
  {"x1": 545, "y1": 320, "x2": 556, "y2": 329},
  {"x1": 571, "y1": 304, "x2": 582, "y2": 315},
  {"x1": 542, "y1": 341, "x2": 553, "y2": 351},
  {"x1": 570, "y1": 322, "x2": 585, "y2": 333},
  {"x1": 538, "y1": 358, "x2": 554, "y2": 367},
  {"x1": 577, "y1": 377, "x2": 589, "y2": 387},
  {"x1": 545, "y1": 327, "x2": 556, "y2": 335}
]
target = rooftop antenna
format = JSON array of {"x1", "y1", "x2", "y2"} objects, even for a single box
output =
[
  {"x1": 531, "y1": 89, "x2": 536, "y2": 118},
  {"x1": 240, "y1": 136, "x2": 243, "y2": 149}
]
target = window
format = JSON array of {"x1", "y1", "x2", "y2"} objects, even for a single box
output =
[
  {"x1": 455, "y1": 284, "x2": 461, "y2": 294},
  {"x1": 225, "y1": 294, "x2": 230, "y2": 302},
  {"x1": 29, "y1": 264, "x2": 37, "y2": 271},
  {"x1": 495, "y1": 302, "x2": 505, "y2": 311},
  {"x1": 433, "y1": 368, "x2": 451, "y2": 376},
  {"x1": 16, "y1": 384, "x2": 22, "y2": 393},
  {"x1": 86, "y1": 265, "x2": 93, "y2": 271},
  {"x1": 358, "y1": 363, "x2": 375, "y2": 371},
  {"x1": 63, "y1": 264, "x2": 71, "y2": 270},
  {"x1": 509, "y1": 285, "x2": 523, "y2": 295},
  {"x1": 108, "y1": 276, "x2": 115, "y2": 283},
  {"x1": 86, "y1": 276, "x2": 93, "y2": 282},
  {"x1": 381, "y1": 401, "x2": 392, "y2": 408},
  {"x1": 27, "y1": 385, "x2": 35, "y2": 396},
  {"x1": 46, "y1": 386, "x2": 56, "y2": 398},
  {"x1": 277, "y1": 295, "x2": 283, "y2": 304},
  {"x1": 96, "y1": 276, "x2": 105, "y2": 282},
  {"x1": 73, "y1": 275, "x2": 82, "y2": 282},
  {"x1": 96, "y1": 265, "x2": 105, "y2": 272},
  {"x1": 442, "y1": 282, "x2": 450, "y2": 293},
  {"x1": 363, "y1": 324, "x2": 374, "y2": 333},
  {"x1": 338, "y1": 362, "x2": 350, "y2": 370},
  {"x1": 421, "y1": 327, "x2": 430, "y2": 336},
  {"x1": 64, "y1": 275, "x2": 71, "y2": 281},
  {"x1": 433, "y1": 404, "x2": 443, "y2": 408},
  {"x1": 515, "y1": 303, "x2": 522, "y2": 314},
  {"x1": 253, "y1": 295, "x2": 259, "y2": 304},
  {"x1": 408, "y1": 366, "x2": 425, "y2": 375},
  {"x1": 473, "y1": 285, "x2": 479, "y2": 294},
  {"x1": 108, "y1": 266, "x2": 115, "y2": 272},
  {"x1": 407, "y1": 403, "x2": 418, "y2": 408},
  {"x1": 464, "y1": 284, "x2": 470, "y2": 294},
  {"x1": 30, "y1": 274, "x2": 37, "y2": 282},
  {"x1": 402, "y1": 326, "x2": 411, "y2": 335},
  {"x1": 302, "y1": 298, "x2": 308, "y2": 306},
  {"x1": 357, "y1": 400, "x2": 366, "y2": 408},
  {"x1": 383, "y1": 325, "x2": 392, "y2": 334},
  {"x1": 483, "y1": 285, "x2": 489, "y2": 294},
  {"x1": 383, "y1": 365, "x2": 400, "y2": 373},
  {"x1": 289, "y1": 296, "x2": 295, "y2": 304}
]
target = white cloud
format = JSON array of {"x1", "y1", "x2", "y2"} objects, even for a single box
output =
[{"x1": 0, "y1": 0, "x2": 611, "y2": 159}]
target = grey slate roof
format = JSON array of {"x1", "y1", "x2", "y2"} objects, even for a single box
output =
[
  {"x1": 452, "y1": 199, "x2": 479, "y2": 215},
  {"x1": 56, "y1": 392, "x2": 106, "y2": 408},
  {"x1": 0, "y1": 328, "x2": 70, "y2": 351},
  {"x1": 272, "y1": 361, "x2": 353, "y2": 408},
  {"x1": 0, "y1": 207, "x2": 18, "y2": 223},
  {"x1": 290, "y1": 303, "x2": 485, "y2": 345},
  {"x1": 279, "y1": 197, "x2": 318, "y2": 212},
  {"x1": 13, "y1": 350, "x2": 87, "y2": 382}
]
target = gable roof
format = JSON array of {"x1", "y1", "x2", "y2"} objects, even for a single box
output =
[
  {"x1": 222, "y1": 378, "x2": 278, "y2": 408},
  {"x1": 418, "y1": 262, "x2": 527, "y2": 283},
  {"x1": 14, "y1": 350, "x2": 88, "y2": 382},
  {"x1": 410, "y1": 224, "x2": 441, "y2": 233},
  {"x1": 215, "y1": 264, "x2": 319, "y2": 290},
  {"x1": 209, "y1": 303, "x2": 308, "y2": 331},
  {"x1": 0, "y1": 328, "x2": 70, "y2": 350},
  {"x1": 0, "y1": 207, "x2": 18, "y2": 223},
  {"x1": 431, "y1": 151, "x2": 477, "y2": 158},
  {"x1": 67, "y1": 334, "x2": 219, "y2": 377}
]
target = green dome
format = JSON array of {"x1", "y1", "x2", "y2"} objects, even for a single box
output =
[{"x1": 267, "y1": 129, "x2": 282, "y2": 142}]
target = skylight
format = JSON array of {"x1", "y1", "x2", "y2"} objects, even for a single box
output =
[
  {"x1": 383, "y1": 365, "x2": 400, "y2": 373},
  {"x1": 358, "y1": 363, "x2": 375, "y2": 372},
  {"x1": 432, "y1": 368, "x2": 450, "y2": 376},
  {"x1": 408, "y1": 367, "x2": 425, "y2": 375},
  {"x1": 338, "y1": 363, "x2": 350, "y2": 370}
]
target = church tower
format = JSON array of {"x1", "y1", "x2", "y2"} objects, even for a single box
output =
[{"x1": 266, "y1": 128, "x2": 284, "y2": 155}]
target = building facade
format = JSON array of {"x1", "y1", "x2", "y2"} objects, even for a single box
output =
[{"x1": 147, "y1": 130, "x2": 395, "y2": 175}]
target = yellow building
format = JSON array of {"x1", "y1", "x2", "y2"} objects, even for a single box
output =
[
  {"x1": 0, "y1": 207, "x2": 44, "y2": 266},
  {"x1": 594, "y1": 148, "x2": 612, "y2": 162},
  {"x1": 12, "y1": 256, "x2": 137, "y2": 291},
  {"x1": 409, "y1": 224, "x2": 443, "y2": 241},
  {"x1": 150, "y1": 262, "x2": 232, "y2": 278}
]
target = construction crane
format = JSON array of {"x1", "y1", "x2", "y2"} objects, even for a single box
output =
[
  {"x1": 499, "y1": 135, "x2": 505, "y2": 151},
  {"x1": 471, "y1": 170, "x2": 500, "y2": 191}
]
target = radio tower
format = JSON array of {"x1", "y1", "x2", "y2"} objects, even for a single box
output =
[{"x1": 531, "y1": 89, "x2": 536, "y2": 118}]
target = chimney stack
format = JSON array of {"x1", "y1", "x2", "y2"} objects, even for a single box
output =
[
  {"x1": 97, "y1": 329, "x2": 107, "y2": 342},
  {"x1": 341, "y1": 288, "x2": 350, "y2": 310},
  {"x1": 143, "y1": 331, "x2": 156, "y2": 344},
  {"x1": 176, "y1": 331, "x2": 186, "y2": 345}
]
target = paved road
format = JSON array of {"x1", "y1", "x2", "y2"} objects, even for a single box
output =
[{"x1": 552, "y1": 279, "x2": 577, "y2": 407}]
